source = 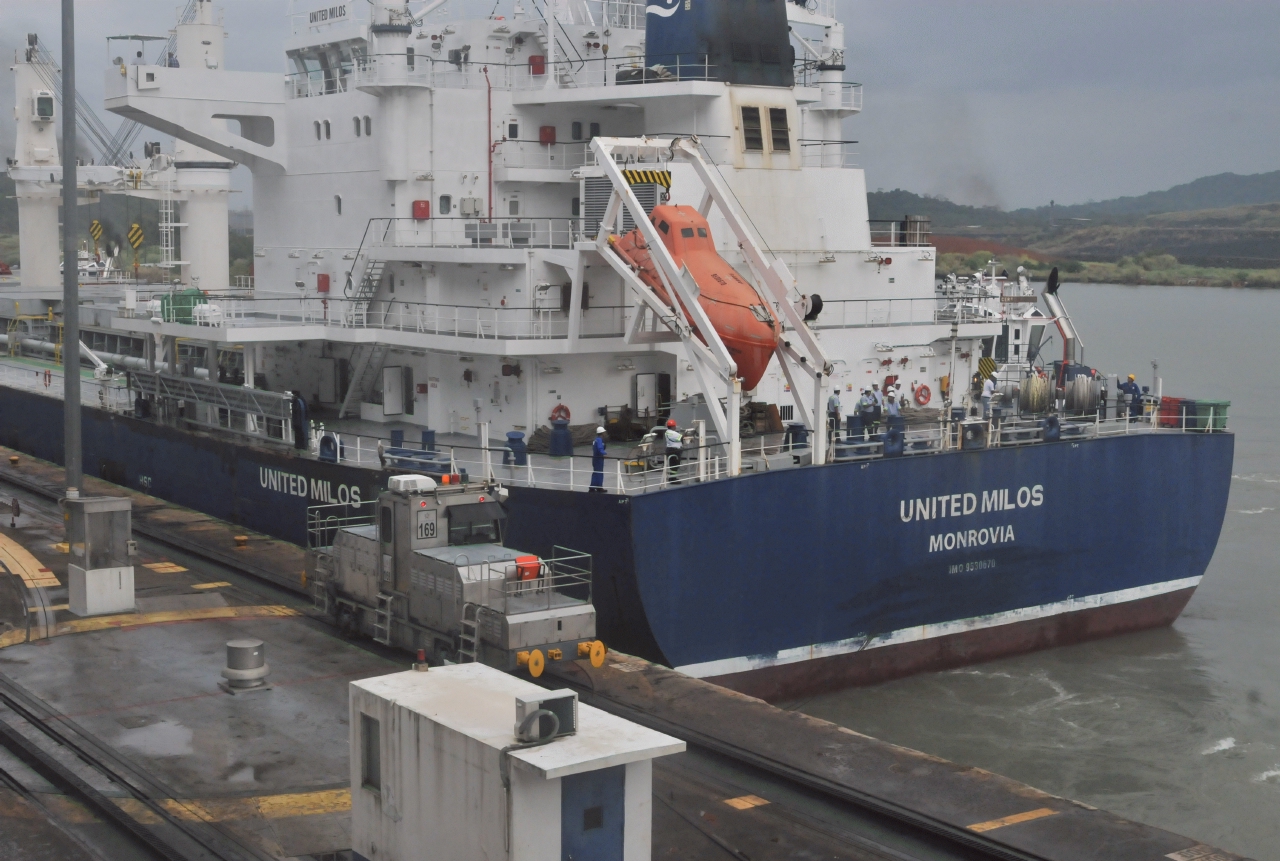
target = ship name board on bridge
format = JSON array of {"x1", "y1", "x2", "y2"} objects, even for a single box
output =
[{"x1": 309, "y1": 4, "x2": 348, "y2": 24}]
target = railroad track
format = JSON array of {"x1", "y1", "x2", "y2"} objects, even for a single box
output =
[{"x1": 0, "y1": 673, "x2": 273, "y2": 861}]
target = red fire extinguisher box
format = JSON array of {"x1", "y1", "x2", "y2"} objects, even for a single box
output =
[
  {"x1": 412, "y1": 199, "x2": 431, "y2": 219},
  {"x1": 539, "y1": 125, "x2": 556, "y2": 145},
  {"x1": 317, "y1": 273, "x2": 330, "y2": 293},
  {"x1": 528, "y1": 55, "x2": 545, "y2": 76}
]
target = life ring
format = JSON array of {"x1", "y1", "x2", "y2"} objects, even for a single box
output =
[
  {"x1": 914, "y1": 385, "x2": 931, "y2": 406},
  {"x1": 549, "y1": 403, "x2": 571, "y2": 422}
]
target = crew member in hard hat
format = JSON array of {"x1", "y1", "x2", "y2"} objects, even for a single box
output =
[
  {"x1": 663, "y1": 418, "x2": 683, "y2": 482},
  {"x1": 981, "y1": 373, "x2": 998, "y2": 419},
  {"x1": 857, "y1": 387, "x2": 876, "y2": 434},
  {"x1": 1117, "y1": 373, "x2": 1143, "y2": 418},
  {"x1": 827, "y1": 388, "x2": 842, "y2": 442},
  {"x1": 590, "y1": 426, "x2": 607, "y2": 492}
]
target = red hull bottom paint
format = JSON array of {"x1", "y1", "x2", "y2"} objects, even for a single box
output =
[{"x1": 707, "y1": 587, "x2": 1198, "y2": 703}]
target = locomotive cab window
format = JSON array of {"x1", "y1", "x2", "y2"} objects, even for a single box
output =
[
  {"x1": 447, "y1": 501, "x2": 506, "y2": 545},
  {"x1": 741, "y1": 107, "x2": 763, "y2": 151}
]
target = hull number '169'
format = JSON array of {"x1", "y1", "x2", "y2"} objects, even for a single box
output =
[
  {"x1": 416, "y1": 509, "x2": 437, "y2": 540},
  {"x1": 899, "y1": 484, "x2": 1044, "y2": 523}
]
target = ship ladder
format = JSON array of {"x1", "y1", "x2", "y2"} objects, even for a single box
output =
[
  {"x1": 458, "y1": 603, "x2": 481, "y2": 663},
  {"x1": 351, "y1": 259, "x2": 387, "y2": 321},
  {"x1": 373, "y1": 592, "x2": 395, "y2": 646},
  {"x1": 337, "y1": 342, "x2": 390, "y2": 418}
]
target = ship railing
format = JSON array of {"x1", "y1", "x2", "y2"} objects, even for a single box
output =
[
  {"x1": 496, "y1": 140, "x2": 594, "y2": 171},
  {"x1": 483, "y1": 547, "x2": 593, "y2": 616},
  {"x1": 286, "y1": 68, "x2": 351, "y2": 99},
  {"x1": 0, "y1": 361, "x2": 133, "y2": 414},
  {"x1": 808, "y1": 298, "x2": 943, "y2": 330},
  {"x1": 209, "y1": 296, "x2": 627, "y2": 341},
  {"x1": 799, "y1": 140, "x2": 858, "y2": 168},
  {"x1": 348, "y1": 53, "x2": 717, "y2": 91},
  {"x1": 583, "y1": 0, "x2": 648, "y2": 30},
  {"x1": 306, "y1": 500, "x2": 377, "y2": 550},
  {"x1": 870, "y1": 219, "x2": 933, "y2": 247},
  {"x1": 368, "y1": 216, "x2": 583, "y2": 250}
]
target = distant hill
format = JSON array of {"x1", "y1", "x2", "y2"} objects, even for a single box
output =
[
  {"x1": 1024, "y1": 171, "x2": 1280, "y2": 220},
  {"x1": 869, "y1": 169, "x2": 1280, "y2": 228}
]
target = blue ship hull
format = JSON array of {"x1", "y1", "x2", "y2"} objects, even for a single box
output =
[
  {"x1": 0, "y1": 386, "x2": 1233, "y2": 698},
  {"x1": 505, "y1": 431, "x2": 1233, "y2": 700}
]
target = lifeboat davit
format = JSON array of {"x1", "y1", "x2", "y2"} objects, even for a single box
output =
[{"x1": 608, "y1": 205, "x2": 780, "y2": 391}]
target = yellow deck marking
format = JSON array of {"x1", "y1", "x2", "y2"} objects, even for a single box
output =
[
  {"x1": 0, "y1": 605, "x2": 300, "y2": 649},
  {"x1": 967, "y1": 807, "x2": 1059, "y2": 832},
  {"x1": 0, "y1": 533, "x2": 60, "y2": 588},
  {"x1": 29, "y1": 604, "x2": 68, "y2": 613},
  {"x1": 143, "y1": 562, "x2": 188, "y2": 573},
  {"x1": 51, "y1": 543, "x2": 68, "y2": 553},
  {"x1": 113, "y1": 788, "x2": 350, "y2": 824},
  {"x1": 723, "y1": 794, "x2": 770, "y2": 810},
  {"x1": 191, "y1": 581, "x2": 232, "y2": 590}
]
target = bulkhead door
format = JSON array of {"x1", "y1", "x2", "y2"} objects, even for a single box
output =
[
  {"x1": 378, "y1": 504, "x2": 393, "y2": 587},
  {"x1": 560, "y1": 765, "x2": 624, "y2": 861}
]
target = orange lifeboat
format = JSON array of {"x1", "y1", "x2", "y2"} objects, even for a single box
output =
[{"x1": 608, "y1": 205, "x2": 780, "y2": 391}]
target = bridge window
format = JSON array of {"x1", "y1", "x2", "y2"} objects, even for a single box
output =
[
  {"x1": 364, "y1": 116, "x2": 372, "y2": 136},
  {"x1": 313, "y1": 121, "x2": 321, "y2": 140},
  {"x1": 353, "y1": 116, "x2": 361, "y2": 137},
  {"x1": 769, "y1": 108, "x2": 790, "y2": 152},
  {"x1": 323, "y1": 119, "x2": 331, "y2": 140},
  {"x1": 740, "y1": 107, "x2": 763, "y2": 151},
  {"x1": 508, "y1": 121, "x2": 519, "y2": 139},
  {"x1": 571, "y1": 197, "x2": 580, "y2": 217},
  {"x1": 571, "y1": 121, "x2": 583, "y2": 141},
  {"x1": 589, "y1": 122, "x2": 600, "y2": 139},
  {"x1": 335, "y1": 194, "x2": 342, "y2": 215},
  {"x1": 439, "y1": 194, "x2": 452, "y2": 215}
]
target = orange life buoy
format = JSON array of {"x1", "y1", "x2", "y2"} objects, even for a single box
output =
[
  {"x1": 549, "y1": 403, "x2": 571, "y2": 422},
  {"x1": 914, "y1": 385, "x2": 931, "y2": 406}
]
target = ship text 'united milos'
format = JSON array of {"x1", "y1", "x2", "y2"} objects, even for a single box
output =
[{"x1": 898, "y1": 486, "x2": 1044, "y2": 553}]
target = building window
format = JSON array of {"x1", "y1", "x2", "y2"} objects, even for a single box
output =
[
  {"x1": 571, "y1": 197, "x2": 580, "y2": 217},
  {"x1": 314, "y1": 121, "x2": 321, "y2": 141},
  {"x1": 354, "y1": 116, "x2": 362, "y2": 137},
  {"x1": 508, "y1": 122, "x2": 518, "y2": 139},
  {"x1": 323, "y1": 119, "x2": 331, "y2": 140},
  {"x1": 769, "y1": 108, "x2": 790, "y2": 152},
  {"x1": 741, "y1": 107, "x2": 763, "y2": 152},
  {"x1": 335, "y1": 195, "x2": 342, "y2": 215},
  {"x1": 571, "y1": 121, "x2": 583, "y2": 141},
  {"x1": 361, "y1": 714, "x2": 381, "y2": 791},
  {"x1": 589, "y1": 122, "x2": 600, "y2": 139},
  {"x1": 439, "y1": 194, "x2": 452, "y2": 215},
  {"x1": 363, "y1": 116, "x2": 372, "y2": 136}
]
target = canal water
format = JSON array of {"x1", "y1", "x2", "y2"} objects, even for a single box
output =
[{"x1": 789, "y1": 283, "x2": 1280, "y2": 858}]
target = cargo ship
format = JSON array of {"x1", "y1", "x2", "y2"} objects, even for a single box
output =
[{"x1": 0, "y1": 0, "x2": 1231, "y2": 699}]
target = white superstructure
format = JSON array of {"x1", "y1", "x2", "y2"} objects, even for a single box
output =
[{"x1": 8, "y1": 0, "x2": 1026, "y2": 474}]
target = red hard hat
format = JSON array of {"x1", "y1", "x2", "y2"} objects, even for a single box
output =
[{"x1": 666, "y1": 419, "x2": 677, "y2": 428}]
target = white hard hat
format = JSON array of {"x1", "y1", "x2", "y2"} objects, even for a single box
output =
[{"x1": 596, "y1": 426, "x2": 606, "y2": 434}]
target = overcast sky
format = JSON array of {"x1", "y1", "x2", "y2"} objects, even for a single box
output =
[{"x1": 3, "y1": 0, "x2": 1278, "y2": 209}]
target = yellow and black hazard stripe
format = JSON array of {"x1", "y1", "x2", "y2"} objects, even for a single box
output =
[
  {"x1": 622, "y1": 169, "x2": 671, "y2": 189},
  {"x1": 89, "y1": 219, "x2": 103, "y2": 241},
  {"x1": 978, "y1": 356, "x2": 996, "y2": 379},
  {"x1": 127, "y1": 223, "x2": 144, "y2": 249}
]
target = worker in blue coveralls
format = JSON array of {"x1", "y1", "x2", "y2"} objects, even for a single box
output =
[
  {"x1": 590, "y1": 426, "x2": 607, "y2": 492},
  {"x1": 1118, "y1": 373, "x2": 1142, "y2": 418}
]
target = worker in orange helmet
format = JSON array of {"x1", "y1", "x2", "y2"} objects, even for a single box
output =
[
  {"x1": 663, "y1": 418, "x2": 683, "y2": 483},
  {"x1": 1117, "y1": 373, "x2": 1143, "y2": 419}
]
